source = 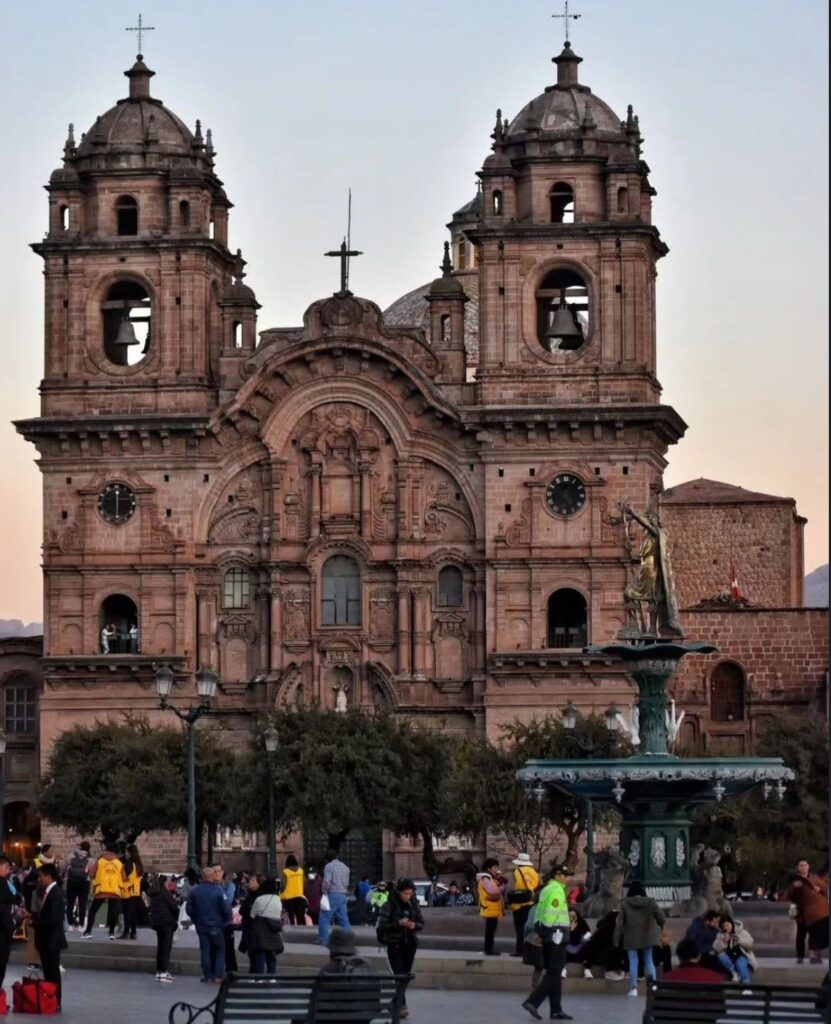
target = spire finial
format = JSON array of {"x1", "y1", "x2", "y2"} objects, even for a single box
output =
[
  {"x1": 63, "y1": 123, "x2": 76, "y2": 162},
  {"x1": 441, "y1": 241, "x2": 453, "y2": 277},
  {"x1": 552, "y1": 1, "x2": 581, "y2": 44},
  {"x1": 492, "y1": 107, "x2": 504, "y2": 137},
  {"x1": 233, "y1": 249, "x2": 247, "y2": 282},
  {"x1": 626, "y1": 104, "x2": 635, "y2": 129},
  {"x1": 125, "y1": 14, "x2": 155, "y2": 56}
]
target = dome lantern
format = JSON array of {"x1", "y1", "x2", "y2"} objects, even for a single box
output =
[
  {"x1": 553, "y1": 41, "x2": 582, "y2": 89},
  {"x1": 124, "y1": 55, "x2": 155, "y2": 101}
]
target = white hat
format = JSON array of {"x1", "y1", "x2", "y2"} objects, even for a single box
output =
[{"x1": 512, "y1": 853, "x2": 533, "y2": 866}]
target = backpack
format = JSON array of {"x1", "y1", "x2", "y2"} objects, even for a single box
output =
[
  {"x1": 94, "y1": 857, "x2": 123, "y2": 897},
  {"x1": 67, "y1": 855, "x2": 88, "y2": 884}
]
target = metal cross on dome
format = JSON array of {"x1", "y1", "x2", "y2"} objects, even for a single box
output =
[
  {"x1": 552, "y1": 0, "x2": 581, "y2": 43},
  {"x1": 324, "y1": 190, "x2": 362, "y2": 296},
  {"x1": 126, "y1": 13, "x2": 155, "y2": 56}
]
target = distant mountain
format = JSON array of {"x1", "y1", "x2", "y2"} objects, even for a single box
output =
[
  {"x1": 805, "y1": 564, "x2": 829, "y2": 607},
  {"x1": 0, "y1": 619, "x2": 42, "y2": 639}
]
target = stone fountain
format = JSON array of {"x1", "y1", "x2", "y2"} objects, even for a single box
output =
[{"x1": 517, "y1": 502, "x2": 794, "y2": 906}]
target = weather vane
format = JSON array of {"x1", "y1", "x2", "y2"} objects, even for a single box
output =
[
  {"x1": 126, "y1": 13, "x2": 155, "y2": 56},
  {"x1": 552, "y1": 1, "x2": 581, "y2": 43}
]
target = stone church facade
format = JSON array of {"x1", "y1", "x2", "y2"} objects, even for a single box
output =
[{"x1": 12, "y1": 42, "x2": 826, "y2": 866}]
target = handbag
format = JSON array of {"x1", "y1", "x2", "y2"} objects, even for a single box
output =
[
  {"x1": 12, "y1": 980, "x2": 58, "y2": 1015},
  {"x1": 507, "y1": 868, "x2": 534, "y2": 906},
  {"x1": 320, "y1": 893, "x2": 331, "y2": 913}
]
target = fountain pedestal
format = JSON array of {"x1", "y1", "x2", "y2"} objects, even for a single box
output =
[{"x1": 518, "y1": 641, "x2": 794, "y2": 904}]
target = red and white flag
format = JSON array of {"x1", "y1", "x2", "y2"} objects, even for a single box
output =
[{"x1": 729, "y1": 562, "x2": 741, "y2": 601}]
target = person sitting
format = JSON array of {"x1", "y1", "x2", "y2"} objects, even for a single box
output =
[
  {"x1": 712, "y1": 915, "x2": 757, "y2": 988},
  {"x1": 579, "y1": 909, "x2": 626, "y2": 980},
  {"x1": 685, "y1": 910, "x2": 725, "y2": 974},
  {"x1": 316, "y1": 927, "x2": 381, "y2": 1024},
  {"x1": 563, "y1": 908, "x2": 592, "y2": 978},
  {"x1": 663, "y1": 938, "x2": 725, "y2": 983}
]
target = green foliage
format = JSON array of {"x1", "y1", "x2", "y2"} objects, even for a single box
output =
[{"x1": 692, "y1": 714, "x2": 829, "y2": 889}]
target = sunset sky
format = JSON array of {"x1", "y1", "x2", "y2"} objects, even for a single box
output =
[{"x1": 0, "y1": 0, "x2": 827, "y2": 623}]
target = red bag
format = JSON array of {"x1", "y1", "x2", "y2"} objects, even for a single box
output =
[
  {"x1": 0, "y1": 988, "x2": 7, "y2": 1014},
  {"x1": 11, "y1": 980, "x2": 58, "y2": 1015}
]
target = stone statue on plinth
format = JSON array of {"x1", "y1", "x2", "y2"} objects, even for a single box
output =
[{"x1": 619, "y1": 502, "x2": 684, "y2": 639}]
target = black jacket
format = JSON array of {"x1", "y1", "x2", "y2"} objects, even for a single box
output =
[
  {"x1": 0, "y1": 878, "x2": 19, "y2": 935},
  {"x1": 149, "y1": 887, "x2": 179, "y2": 929},
  {"x1": 377, "y1": 892, "x2": 424, "y2": 947},
  {"x1": 33, "y1": 885, "x2": 67, "y2": 954}
]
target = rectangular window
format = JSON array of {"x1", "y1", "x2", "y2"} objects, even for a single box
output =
[
  {"x1": 223, "y1": 569, "x2": 250, "y2": 609},
  {"x1": 5, "y1": 686, "x2": 36, "y2": 734}
]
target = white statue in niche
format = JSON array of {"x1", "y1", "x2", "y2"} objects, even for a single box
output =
[{"x1": 333, "y1": 683, "x2": 349, "y2": 714}]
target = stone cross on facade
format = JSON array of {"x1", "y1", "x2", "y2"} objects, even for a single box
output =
[
  {"x1": 324, "y1": 239, "x2": 363, "y2": 297},
  {"x1": 126, "y1": 14, "x2": 155, "y2": 56},
  {"x1": 552, "y1": 0, "x2": 581, "y2": 43}
]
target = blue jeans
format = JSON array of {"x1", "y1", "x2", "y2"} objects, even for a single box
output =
[
  {"x1": 627, "y1": 947, "x2": 655, "y2": 989},
  {"x1": 318, "y1": 893, "x2": 351, "y2": 944},
  {"x1": 251, "y1": 951, "x2": 277, "y2": 975},
  {"x1": 197, "y1": 927, "x2": 225, "y2": 981},
  {"x1": 717, "y1": 952, "x2": 751, "y2": 983}
]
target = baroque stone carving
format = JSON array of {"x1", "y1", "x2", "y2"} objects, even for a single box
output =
[
  {"x1": 220, "y1": 614, "x2": 255, "y2": 642},
  {"x1": 283, "y1": 589, "x2": 310, "y2": 643},
  {"x1": 505, "y1": 497, "x2": 533, "y2": 546},
  {"x1": 369, "y1": 589, "x2": 395, "y2": 641},
  {"x1": 650, "y1": 835, "x2": 667, "y2": 869},
  {"x1": 209, "y1": 506, "x2": 261, "y2": 545}
]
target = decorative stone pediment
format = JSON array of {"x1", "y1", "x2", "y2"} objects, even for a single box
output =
[
  {"x1": 208, "y1": 506, "x2": 262, "y2": 545},
  {"x1": 319, "y1": 634, "x2": 361, "y2": 667}
]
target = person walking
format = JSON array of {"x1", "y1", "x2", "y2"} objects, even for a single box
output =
[
  {"x1": 0, "y1": 857, "x2": 20, "y2": 992},
  {"x1": 82, "y1": 843, "x2": 123, "y2": 938},
  {"x1": 713, "y1": 915, "x2": 757, "y2": 988},
  {"x1": 186, "y1": 867, "x2": 232, "y2": 984},
  {"x1": 320, "y1": 850, "x2": 352, "y2": 945},
  {"x1": 118, "y1": 844, "x2": 143, "y2": 940},
  {"x1": 786, "y1": 859, "x2": 829, "y2": 964},
  {"x1": 613, "y1": 880, "x2": 665, "y2": 997},
  {"x1": 477, "y1": 857, "x2": 506, "y2": 956},
  {"x1": 281, "y1": 855, "x2": 307, "y2": 926},
  {"x1": 32, "y1": 864, "x2": 67, "y2": 1009},
  {"x1": 508, "y1": 853, "x2": 540, "y2": 958},
  {"x1": 249, "y1": 878, "x2": 284, "y2": 975},
  {"x1": 64, "y1": 841, "x2": 91, "y2": 931},
  {"x1": 149, "y1": 874, "x2": 179, "y2": 983},
  {"x1": 377, "y1": 878, "x2": 424, "y2": 1019},
  {"x1": 521, "y1": 863, "x2": 573, "y2": 1021}
]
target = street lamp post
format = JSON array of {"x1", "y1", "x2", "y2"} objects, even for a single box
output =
[
  {"x1": 0, "y1": 730, "x2": 7, "y2": 857},
  {"x1": 156, "y1": 665, "x2": 218, "y2": 872},
  {"x1": 263, "y1": 724, "x2": 279, "y2": 877},
  {"x1": 561, "y1": 702, "x2": 620, "y2": 894}
]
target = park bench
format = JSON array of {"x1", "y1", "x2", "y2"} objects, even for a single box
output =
[
  {"x1": 169, "y1": 972, "x2": 410, "y2": 1024},
  {"x1": 643, "y1": 980, "x2": 827, "y2": 1024}
]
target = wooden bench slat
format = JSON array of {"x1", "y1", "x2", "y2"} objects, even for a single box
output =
[{"x1": 645, "y1": 981, "x2": 825, "y2": 1024}]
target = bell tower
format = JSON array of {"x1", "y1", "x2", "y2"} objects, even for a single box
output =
[
  {"x1": 470, "y1": 41, "x2": 665, "y2": 410},
  {"x1": 35, "y1": 55, "x2": 258, "y2": 419}
]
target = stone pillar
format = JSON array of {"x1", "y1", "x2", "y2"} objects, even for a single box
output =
[
  {"x1": 359, "y1": 464, "x2": 372, "y2": 538},
  {"x1": 258, "y1": 585, "x2": 270, "y2": 674},
  {"x1": 270, "y1": 588, "x2": 282, "y2": 673},
  {"x1": 397, "y1": 588, "x2": 411, "y2": 676},
  {"x1": 309, "y1": 465, "x2": 322, "y2": 539},
  {"x1": 412, "y1": 589, "x2": 427, "y2": 679},
  {"x1": 474, "y1": 583, "x2": 486, "y2": 673},
  {"x1": 197, "y1": 592, "x2": 211, "y2": 667}
]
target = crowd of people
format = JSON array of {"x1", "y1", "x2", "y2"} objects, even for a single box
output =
[{"x1": 0, "y1": 841, "x2": 825, "y2": 1017}]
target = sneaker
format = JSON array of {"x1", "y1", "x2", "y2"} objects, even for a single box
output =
[
  {"x1": 604, "y1": 971, "x2": 625, "y2": 981},
  {"x1": 108, "y1": 934, "x2": 116, "y2": 941},
  {"x1": 81, "y1": 932, "x2": 93, "y2": 939},
  {"x1": 582, "y1": 968, "x2": 593, "y2": 979},
  {"x1": 154, "y1": 973, "x2": 164, "y2": 983},
  {"x1": 731, "y1": 971, "x2": 740, "y2": 982},
  {"x1": 560, "y1": 967, "x2": 567, "y2": 978},
  {"x1": 160, "y1": 974, "x2": 175, "y2": 984},
  {"x1": 59, "y1": 966, "x2": 66, "y2": 974},
  {"x1": 628, "y1": 988, "x2": 638, "y2": 997},
  {"x1": 741, "y1": 989, "x2": 753, "y2": 996},
  {"x1": 163, "y1": 972, "x2": 175, "y2": 982}
]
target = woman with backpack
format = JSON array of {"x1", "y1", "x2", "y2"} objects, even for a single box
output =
[
  {"x1": 613, "y1": 880, "x2": 665, "y2": 997},
  {"x1": 64, "y1": 842, "x2": 91, "y2": 931},
  {"x1": 376, "y1": 879, "x2": 424, "y2": 1019},
  {"x1": 118, "y1": 844, "x2": 143, "y2": 940},
  {"x1": 82, "y1": 844, "x2": 123, "y2": 939},
  {"x1": 249, "y1": 877, "x2": 284, "y2": 975}
]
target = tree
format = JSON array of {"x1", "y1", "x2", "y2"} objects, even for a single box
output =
[{"x1": 38, "y1": 715, "x2": 243, "y2": 847}]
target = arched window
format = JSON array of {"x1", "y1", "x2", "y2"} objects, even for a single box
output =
[
  {"x1": 710, "y1": 662, "x2": 745, "y2": 722},
  {"x1": 59, "y1": 205, "x2": 69, "y2": 232},
  {"x1": 179, "y1": 199, "x2": 191, "y2": 229},
  {"x1": 101, "y1": 280, "x2": 152, "y2": 366},
  {"x1": 617, "y1": 186, "x2": 628, "y2": 214},
  {"x1": 209, "y1": 217, "x2": 216, "y2": 240},
  {"x1": 536, "y1": 268, "x2": 589, "y2": 352},
  {"x1": 438, "y1": 566, "x2": 464, "y2": 608},
  {"x1": 440, "y1": 315, "x2": 451, "y2": 344},
  {"x1": 116, "y1": 195, "x2": 138, "y2": 236},
  {"x1": 321, "y1": 555, "x2": 361, "y2": 626},
  {"x1": 547, "y1": 588, "x2": 588, "y2": 648},
  {"x1": 99, "y1": 594, "x2": 139, "y2": 654},
  {"x1": 492, "y1": 190, "x2": 504, "y2": 216},
  {"x1": 550, "y1": 182, "x2": 574, "y2": 224},
  {"x1": 232, "y1": 321, "x2": 243, "y2": 349},
  {"x1": 223, "y1": 567, "x2": 250, "y2": 609},
  {"x1": 457, "y1": 239, "x2": 467, "y2": 270},
  {"x1": 3, "y1": 675, "x2": 37, "y2": 734}
]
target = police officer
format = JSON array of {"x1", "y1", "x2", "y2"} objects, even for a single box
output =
[{"x1": 521, "y1": 863, "x2": 574, "y2": 1021}]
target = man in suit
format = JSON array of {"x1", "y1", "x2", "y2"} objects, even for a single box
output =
[{"x1": 33, "y1": 864, "x2": 67, "y2": 1007}]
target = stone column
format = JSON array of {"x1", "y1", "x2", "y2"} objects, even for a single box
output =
[
  {"x1": 309, "y1": 464, "x2": 322, "y2": 538},
  {"x1": 359, "y1": 464, "x2": 372, "y2": 538},
  {"x1": 412, "y1": 589, "x2": 427, "y2": 679},
  {"x1": 197, "y1": 592, "x2": 211, "y2": 668},
  {"x1": 270, "y1": 587, "x2": 282, "y2": 673},
  {"x1": 258, "y1": 585, "x2": 270, "y2": 674},
  {"x1": 474, "y1": 582, "x2": 486, "y2": 672},
  {"x1": 397, "y1": 588, "x2": 411, "y2": 677}
]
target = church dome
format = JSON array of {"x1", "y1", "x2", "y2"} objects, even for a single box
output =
[
  {"x1": 384, "y1": 272, "x2": 479, "y2": 360},
  {"x1": 507, "y1": 42, "x2": 623, "y2": 137}
]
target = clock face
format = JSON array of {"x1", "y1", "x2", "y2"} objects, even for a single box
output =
[
  {"x1": 545, "y1": 474, "x2": 587, "y2": 517},
  {"x1": 98, "y1": 483, "x2": 136, "y2": 525}
]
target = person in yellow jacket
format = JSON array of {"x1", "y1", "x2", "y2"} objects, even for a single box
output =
[
  {"x1": 477, "y1": 857, "x2": 506, "y2": 956},
  {"x1": 521, "y1": 863, "x2": 573, "y2": 1021},
  {"x1": 280, "y1": 855, "x2": 308, "y2": 926},
  {"x1": 508, "y1": 853, "x2": 541, "y2": 957},
  {"x1": 82, "y1": 844, "x2": 124, "y2": 939},
  {"x1": 117, "y1": 844, "x2": 143, "y2": 940}
]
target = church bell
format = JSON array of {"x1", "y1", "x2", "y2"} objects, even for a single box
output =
[
  {"x1": 545, "y1": 298, "x2": 583, "y2": 350},
  {"x1": 114, "y1": 316, "x2": 139, "y2": 349}
]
